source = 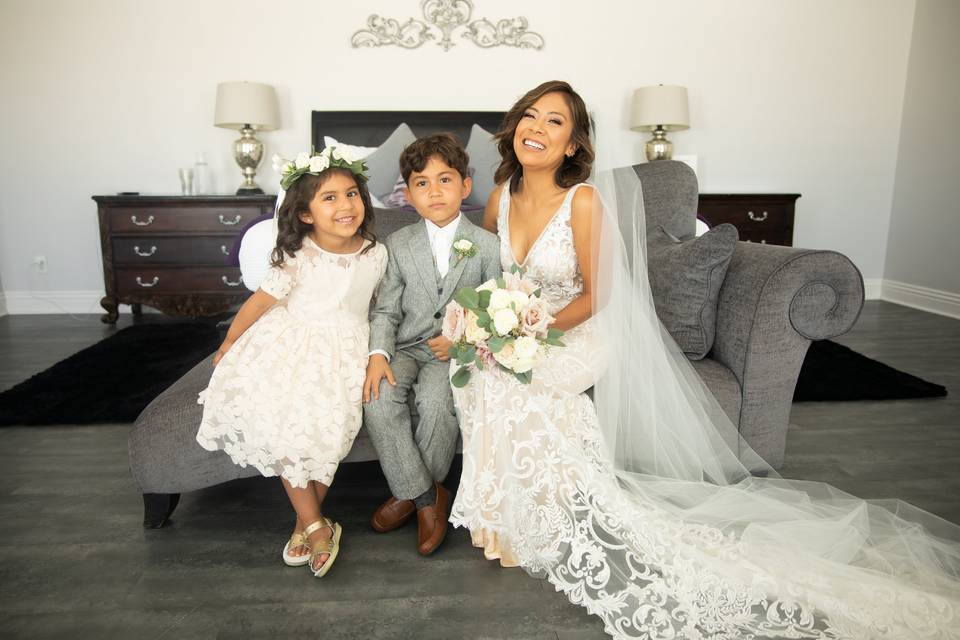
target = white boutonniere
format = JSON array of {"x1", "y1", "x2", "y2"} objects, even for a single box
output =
[{"x1": 453, "y1": 238, "x2": 477, "y2": 261}]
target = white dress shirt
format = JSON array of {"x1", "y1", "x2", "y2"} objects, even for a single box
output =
[
  {"x1": 370, "y1": 213, "x2": 462, "y2": 361},
  {"x1": 425, "y1": 214, "x2": 461, "y2": 278}
]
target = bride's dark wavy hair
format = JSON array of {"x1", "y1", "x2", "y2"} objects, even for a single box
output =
[
  {"x1": 493, "y1": 80, "x2": 595, "y2": 193},
  {"x1": 270, "y1": 168, "x2": 377, "y2": 267}
]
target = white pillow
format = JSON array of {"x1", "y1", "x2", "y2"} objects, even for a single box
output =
[
  {"x1": 238, "y1": 219, "x2": 276, "y2": 292},
  {"x1": 322, "y1": 136, "x2": 378, "y2": 159}
]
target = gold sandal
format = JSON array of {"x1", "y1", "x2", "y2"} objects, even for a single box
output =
[
  {"x1": 282, "y1": 529, "x2": 311, "y2": 567},
  {"x1": 304, "y1": 516, "x2": 342, "y2": 578}
]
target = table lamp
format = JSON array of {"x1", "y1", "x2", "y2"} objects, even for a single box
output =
[{"x1": 214, "y1": 81, "x2": 280, "y2": 194}]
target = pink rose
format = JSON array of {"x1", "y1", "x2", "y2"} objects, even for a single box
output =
[
  {"x1": 442, "y1": 302, "x2": 466, "y2": 341},
  {"x1": 502, "y1": 272, "x2": 539, "y2": 295},
  {"x1": 474, "y1": 340, "x2": 497, "y2": 368},
  {"x1": 521, "y1": 297, "x2": 553, "y2": 338}
]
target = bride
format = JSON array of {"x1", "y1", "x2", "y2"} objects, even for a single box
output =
[{"x1": 449, "y1": 80, "x2": 960, "y2": 639}]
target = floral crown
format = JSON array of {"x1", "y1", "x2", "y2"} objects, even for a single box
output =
[{"x1": 273, "y1": 146, "x2": 369, "y2": 191}]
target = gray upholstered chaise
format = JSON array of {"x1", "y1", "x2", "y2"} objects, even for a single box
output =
[{"x1": 129, "y1": 161, "x2": 864, "y2": 527}]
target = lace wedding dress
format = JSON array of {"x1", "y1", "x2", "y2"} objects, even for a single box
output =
[{"x1": 450, "y1": 178, "x2": 960, "y2": 639}]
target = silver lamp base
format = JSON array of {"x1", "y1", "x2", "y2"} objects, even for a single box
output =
[
  {"x1": 645, "y1": 127, "x2": 674, "y2": 162},
  {"x1": 233, "y1": 125, "x2": 265, "y2": 195}
]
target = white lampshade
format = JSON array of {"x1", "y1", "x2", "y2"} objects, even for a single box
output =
[
  {"x1": 214, "y1": 81, "x2": 280, "y2": 131},
  {"x1": 631, "y1": 85, "x2": 689, "y2": 132}
]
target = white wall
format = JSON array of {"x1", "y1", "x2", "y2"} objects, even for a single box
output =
[
  {"x1": 883, "y1": 0, "x2": 960, "y2": 317},
  {"x1": 0, "y1": 0, "x2": 916, "y2": 312}
]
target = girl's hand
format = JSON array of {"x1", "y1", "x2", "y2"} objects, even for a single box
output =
[{"x1": 212, "y1": 341, "x2": 234, "y2": 366}]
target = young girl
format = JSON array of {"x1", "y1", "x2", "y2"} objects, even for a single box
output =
[{"x1": 196, "y1": 147, "x2": 387, "y2": 578}]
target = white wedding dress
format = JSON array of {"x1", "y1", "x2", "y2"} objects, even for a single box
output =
[{"x1": 450, "y1": 177, "x2": 960, "y2": 639}]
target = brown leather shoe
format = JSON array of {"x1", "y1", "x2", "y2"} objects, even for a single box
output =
[
  {"x1": 417, "y1": 482, "x2": 451, "y2": 556},
  {"x1": 371, "y1": 496, "x2": 415, "y2": 533}
]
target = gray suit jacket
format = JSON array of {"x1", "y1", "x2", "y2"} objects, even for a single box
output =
[{"x1": 370, "y1": 215, "x2": 501, "y2": 358}]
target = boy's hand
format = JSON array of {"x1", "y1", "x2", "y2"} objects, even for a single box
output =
[
  {"x1": 427, "y1": 335, "x2": 453, "y2": 362},
  {"x1": 212, "y1": 340, "x2": 234, "y2": 366},
  {"x1": 364, "y1": 354, "x2": 396, "y2": 403}
]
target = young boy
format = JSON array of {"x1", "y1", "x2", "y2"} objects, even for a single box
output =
[{"x1": 363, "y1": 133, "x2": 500, "y2": 555}]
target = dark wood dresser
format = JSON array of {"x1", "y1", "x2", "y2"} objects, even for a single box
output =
[
  {"x1": 697, "y1": 194, "x2": 800, "y2": 246},
  {"x1": 93, "y1": 195, "x2": 276, "y2": 323}
]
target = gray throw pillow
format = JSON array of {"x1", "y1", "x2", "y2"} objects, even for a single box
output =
[
  {"x1": 464, "y1": 124, "x2": 500, "y2": 207},
  {"x1": 647, "y1": 223, "x2": 738, "y2": 360},
  {"x1": 365, "y1": 123, "x2": 416, "y2": 199}
]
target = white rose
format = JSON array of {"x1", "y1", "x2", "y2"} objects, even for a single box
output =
[
  {"x1": 513, "y1": 335, "x2": 539, "y2": 361},
  {"x1": 476, "y1": 279, "x2": 498, "y2": 292},
  {"x1": 489, "y1": 289, "x2": 513, "y2": 312},
  {"x1": 454, "y1": 239, "x2": 473, "y2": 252},
  {"x1": 271, "y1": 153, "x2": 287, "y2": 173},
  {"x1": 332, "y1": 146, "x2": 356, "y2": 163},
  {"x1": 294, "y1": 152, "x2": 311, "y2": 169},
  {"x1": 492, "y1": 308, "x2": 519, "y2": 336},
  {"x1": 493, "y1": 340, "x2": 516, "y2": 369},
  {"x1": 512, "y1": 357, "x2": 535, "y2": 374},
  {"x1": 509, "y1": 290, "x2": 529, "y2": 310},
  {"x1": 309, "y1": 155, "x2": 329, "y2": 173},
  {"x1": 464, "y1": 311, "x2": 491, "y2": 342}
]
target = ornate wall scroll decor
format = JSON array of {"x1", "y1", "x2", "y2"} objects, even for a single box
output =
[{"x1": 351, "y1": 0, "x2": 545, "y2": 51}]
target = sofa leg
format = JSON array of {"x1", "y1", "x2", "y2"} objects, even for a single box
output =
[{"x1": 142, "y1": 493, "x2": 181, "y2": 529}]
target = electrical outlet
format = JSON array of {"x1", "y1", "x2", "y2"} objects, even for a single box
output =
[{"x1": 32, "y1": 255, "x2": 47, "y2": 274}]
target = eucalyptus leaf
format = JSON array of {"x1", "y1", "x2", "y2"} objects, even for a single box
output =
[
  {"x1": 455, "y1": 287, "x2": 480, "y2": 310},
  {"x1": 451, "y1": 366, "x2": 472, "y2": 388}
]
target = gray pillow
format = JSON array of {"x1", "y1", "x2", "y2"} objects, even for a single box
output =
[
  {"x1": 647, "y1": 223, "x2": 738, "y2": 360},
  {"x1": 365, "y1": 123, "x2": 416, "y2": 199},
  {"x1": 464, "y1": 124, "x2": 501, "y2": 207}
]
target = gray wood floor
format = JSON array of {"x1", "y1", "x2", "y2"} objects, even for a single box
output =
[{"x1": 0, "y1": 301, "x2": 957, "y2": 639}]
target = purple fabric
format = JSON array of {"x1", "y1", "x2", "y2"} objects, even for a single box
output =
[{"x1": 226, "y1": 212, "x2": 273, "y2": 267}]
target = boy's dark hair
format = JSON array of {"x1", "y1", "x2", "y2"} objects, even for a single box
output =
[
  {"x1": 399, "y1": 133, "x2": 470, "y2": 184},
  {"x1": 270, "y1": 168, "x2": 376, "y2": 267}
]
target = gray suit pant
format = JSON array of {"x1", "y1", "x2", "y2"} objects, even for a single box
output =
[{"x1": 364, "y1": 344, "x2": 458, "y2": 500}]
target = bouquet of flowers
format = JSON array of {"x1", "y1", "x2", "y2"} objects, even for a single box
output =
[{"x1": 442, "y1": 268, "x2": 564, "y2": 387}]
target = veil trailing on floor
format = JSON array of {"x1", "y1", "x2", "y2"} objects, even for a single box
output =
[{"x1": 567, "y1": 165, "x2": 960, "y2": 638}]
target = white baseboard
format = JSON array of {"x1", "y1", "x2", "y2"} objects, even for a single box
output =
[
  {"x1": 863, "y1": 278, "x2": 883, "y2": 300},
  {"x1": 2, "y1": 290, "x2": 105, "y2": 315},
  {"x1": 880, "y1": 280, "x2": 960, "y2": 320}
]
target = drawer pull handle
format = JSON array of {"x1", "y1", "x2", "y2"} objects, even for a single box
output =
[
  {"x1": 747, "y1": 210, "x2": 768, "y2": 222},
  {"x1": 221, "y1": 276, "x2": 243, "y2": 287},
  {"x1": 219, "y1": 214, "x2": 242, "y2": 226},
  {"x1": 130, "y1": 214, "x2": 155, "y2": 226},
  {"x1": 133, "y1": 245, "x2": 157, "y2": 257},
  {"x1": 136, "y1": 276, "x2": 160, "y2": 288},
  {"x1": 220, "y1": 245, "x2": 230, "y2": 256}
]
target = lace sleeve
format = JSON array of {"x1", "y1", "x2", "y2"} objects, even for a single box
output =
[{"x1": 259, "y1": 254, "x2": 299, "y2": 301}]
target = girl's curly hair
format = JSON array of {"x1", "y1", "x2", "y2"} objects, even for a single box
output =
[{"x1": 270, "y1": 168, "x2": 377, "y2": 267}]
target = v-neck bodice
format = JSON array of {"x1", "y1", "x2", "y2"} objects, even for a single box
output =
[{"x1": 497, "y1": 182, "x2": 589, "y2": 314}]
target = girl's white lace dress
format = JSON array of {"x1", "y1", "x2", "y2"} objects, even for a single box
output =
[{"x1": 197, "y1": 237, "x2": 387, "y2": 488}]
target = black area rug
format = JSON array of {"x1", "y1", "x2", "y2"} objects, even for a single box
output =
[
  {"x1": 794, "y1": 339, "x2": 948, "y2": 402},
  {"x1": 0, "y1": 324, "x2": 220, "y2": 426}
]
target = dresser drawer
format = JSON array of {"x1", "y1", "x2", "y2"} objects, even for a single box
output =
[
  {"x1": 116, "y1": 267, "x2": 246, "y2": 295},
  {"x1": 109, "y1": 206, "x2": 261, "y2": 233},
  {"x1": 112, "y1": 236, "x2": 236, "y2": 266},
  {"x1": 697, "y1": 194, "x2": 799, "y2": 247}
]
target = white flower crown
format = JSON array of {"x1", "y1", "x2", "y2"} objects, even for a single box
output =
[{"x1": 273, "y1": 146, "x2": 370, "y2": 191}]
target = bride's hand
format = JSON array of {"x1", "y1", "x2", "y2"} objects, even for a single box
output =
[{"x1": 212, "y1": 341, "x2": 234, "y2": 366}]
